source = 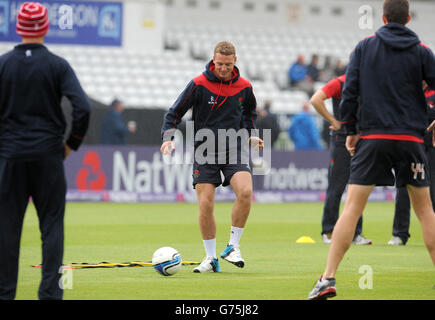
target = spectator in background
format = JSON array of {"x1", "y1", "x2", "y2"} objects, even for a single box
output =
[
  {"x1": 256, "y1": 99, "x2": 280, "y2": 147},
  {"x1": 288, "y1": 54, "x2": 307, "y2": 87},
  {"x1": 288, "y1": 101, "x2": 322, "y2": 150},
  {"x1": 100, "y1": 98, "x2": 136, "y2": 145},
  {"x1": 319, "y1": 55, "x2": 335, "y2": 82},
  {"x1": 289, "y1": 54, "x2": 317, "y2": 96},
  {"x1": 333, "y1": 59, "x2": 347, "y2": 78},
  {"x1": 307, "y1": 54, "x2": 320, "y2": 83}
]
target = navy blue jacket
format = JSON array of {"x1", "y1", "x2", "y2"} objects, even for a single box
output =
[
  {"x1": 0, "y1": 44, "x2": 90, "y2": 160},
  {"x1": 340, "y1": 23, "x2": 435, "y2": 140},
  {"x1": 100, "y1": 109, "x2": 130, "y2": 145},
  {"x1": 161, "y1": 60, "x2": 257, "y2": 148}
]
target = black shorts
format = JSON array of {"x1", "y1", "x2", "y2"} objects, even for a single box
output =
[
  {"x1": 349, "y1": 138, "x2": 429, "y2": 187},
  {"x1": 192, "y1": 162, "x2": 251, "y2": 188}
]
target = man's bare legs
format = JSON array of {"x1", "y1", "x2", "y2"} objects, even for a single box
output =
[
  {"x1": 219, "y1": 171, "x2": 253, "y2": 267},
  {"x1": 195, "y1": 183, "x2": 216, "y2": 240},
  {"x1": 407, "y1": 185, "x2": 435, "y2": 265},
  {"x1": 322, "y1": 184, "x2": 374, "y2": 279},
  {"x1": 194, "y1": 172, "x2": 254, "y2": 270},
  {"x1": 229, "y1": 171, "x2": 253, "y2": 228},
  {"x1": 321, "y1": 184, "x2": 435, "y2": 280}
]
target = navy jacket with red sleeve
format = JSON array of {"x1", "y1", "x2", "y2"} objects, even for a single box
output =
[
  {"x1": 339, "y1": 23, "x2": 435, "y2": 141},
  {"x1": 161, "y1": 60, "x2": 257, "y2": 148}
]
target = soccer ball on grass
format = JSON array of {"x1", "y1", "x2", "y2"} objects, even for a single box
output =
[{"x1": 152, "y1": 247, "x2": 182, "y2": 276}]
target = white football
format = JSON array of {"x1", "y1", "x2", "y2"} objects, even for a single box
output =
[{"x1": 152, "y1": 247, "x2": 182, "y2": 276}]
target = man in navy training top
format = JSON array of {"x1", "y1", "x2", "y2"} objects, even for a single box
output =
[
  {"x1": 308, "y1": 0, "x2": 435, "y2": 300},
  {"x1": 0, "y1": 2, "x2": 90, "y2": 300},
  {"x1": 160, "y1": 41, "x2": 263, "y2": 273}
]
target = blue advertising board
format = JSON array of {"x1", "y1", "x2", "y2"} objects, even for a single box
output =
[
  {"x1": 0, "y1": 0, "x2": 122, "y2": 46},
  {"x1": 64, "y1": 146, "x2": 395, "y2": 203}
]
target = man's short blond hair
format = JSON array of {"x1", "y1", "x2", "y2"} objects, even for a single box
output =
[{"x1": 214, "y1": 41, "x2": 236, "y2": 56}]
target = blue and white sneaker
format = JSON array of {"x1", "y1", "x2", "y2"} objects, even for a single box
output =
[
  {"x1": 220, "y1": 244, "x2": 245, "y2": 268},
  {"x1": 193, "y1": 256, "x2": 221, "y2": 273}
]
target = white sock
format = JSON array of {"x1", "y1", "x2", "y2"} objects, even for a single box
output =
[
  {"x1": 203, "y1": 238, "x2": 216, "y2": 259},
  {"x1": 229, "y1": 226, "x2": 244, "y2": 246}
]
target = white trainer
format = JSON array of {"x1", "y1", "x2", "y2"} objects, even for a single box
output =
[
  {"x1": 352, "y1": 235, "x2": 372, "y2": 245},
  {"x1": 388, "y1": 236, "x2": 404, "y2": 246},
  {"x1": 220, "y1": 244, "x2": 245, "y2": 268},
  {"x1": 322, "y1": 233, "x2": 332, "y2": 244},
  {"x1": 193, "y1": 256, "x2": 221, "y2": 273}
]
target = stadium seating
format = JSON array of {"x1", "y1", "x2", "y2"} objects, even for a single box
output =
[
  {"x1": 43, "y1": 29, "x2": 344, "y2": 113},
  {"x1": 0, "y1": 28, "x2": 348, "y2": 114},
  {"x1": 0, "y1": 32, "x2": 431, "y2": 116},
  {"x1": 0, "y1": 3, "x2": 433, "y2": 118}
]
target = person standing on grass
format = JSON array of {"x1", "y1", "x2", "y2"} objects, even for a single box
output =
[
  {"x1": 388, "y1": 83, "x2": 435, "y2": 246},
  {"x1": 160, "y1": 41, "x2": 263, "y2": 273},
  {"x1": 0, "y1": 2, "x2": 90, "y2": 300},
  {"x1": 310, "y1": 74, "x2": 372, "y2": 246},
  {"x1": 308, "y1": 0, "x2": 435, "y2": 300}
]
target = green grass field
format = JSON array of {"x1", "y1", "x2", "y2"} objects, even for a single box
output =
[{"x1": 16, "y1": 201, "x2": 435, "y2": 300}]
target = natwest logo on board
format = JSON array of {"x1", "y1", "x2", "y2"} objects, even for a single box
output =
[
  {"x1": 75, "y1": 151, "x2": 107, "y2": 191},
  {"x1": 112, "y1": 151, "x2": 193, "y2": 193},
  {"x1": 73, "y1": 149, "x2": 194, "y2": 194}
]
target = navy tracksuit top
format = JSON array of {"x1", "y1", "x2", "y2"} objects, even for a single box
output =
[
  {"x1": 340, "y1": 23, "x2": 435, "y2": 140},
  {"x1": 0, "y1": 43, "x2": 90, "y2": 160},
  {"x1": 161, "y1": 60, "x2": 257, "y2": 147}
]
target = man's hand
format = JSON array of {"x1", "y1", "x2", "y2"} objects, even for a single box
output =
[
  {"x1": 64, "y1": 143, "x2": 72, "y2": 158},
  {"x1": 160, "y1": 141, "x2": 175, "y2": 154},
  {"x1": 346, "y1": 134, "x2": 360, "y2": 156},
  {"x1": 249, "y1": 136, "x2": 264, "y2": 151},
  {"x1": 427, "y1": 120, "x2": 435, "y2": 147},
  {"x1": 329, "y1": 119, "x2": 341, "y2": 131}
]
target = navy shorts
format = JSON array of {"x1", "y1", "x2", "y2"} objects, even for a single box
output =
[
  {"x1": 349, "y1": 138, "x2": 430, "y2": 187},
  {"x1": 192, "y1": 162, "x2": 251, "y2": 188}
]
